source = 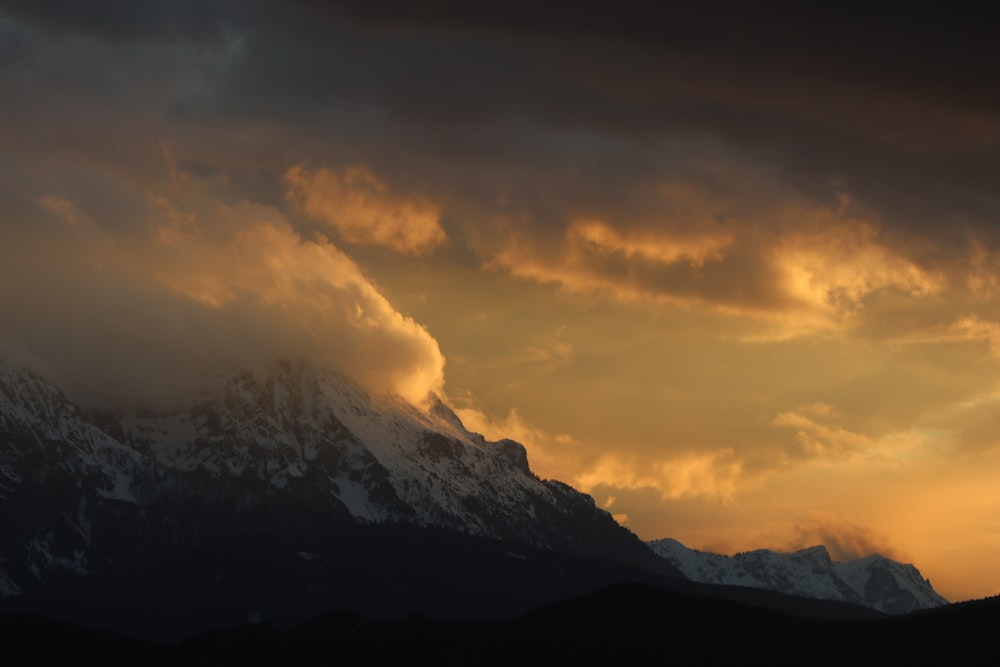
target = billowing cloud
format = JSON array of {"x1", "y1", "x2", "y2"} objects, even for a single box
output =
[
  {"x1": 769, "y1": 220, "x2": 941, "y2": 323},
  {"x1": 284, "y1": 164, "x2": 447, "y2": 254},
  {"x1": 0, "y1": 187, "x2": 444, "y2": 409}
]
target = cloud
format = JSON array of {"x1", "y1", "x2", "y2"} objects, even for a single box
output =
[
  {"x1": 0, "y1": 188, "x2": 445, "y2": 409},
  {"x1": 455, "y1": 400, "x2": 751, "y2": 503},
  {"x1": 492, "y1": 326, "x2": 574, "y2": 373},
  {"x1": 573, "y1": 450, "x2": 748, "y2": 503},
  {"x1": 568, "y1": 218, "x2": 732, "y2": 267},
  {"x1": 284, "y1": 164, "x2": 447, "y2": 254},
  {"x1": 769, "y1": 219, "x2": 941, "y2": 319},
  {"x1": 0, "y1": 0, "x2": 229, "y2": 44},
  {"x1": 965, "y1": 240, "x2": 1000, "y2": 298},
  {"x1": 772, "y1": 411, "x2": 875, "y2": 460},
  {"x1": 487, "y1": 184, "x2": 941, "y2": 338},
  {"x1": 943, "y1": 317, "x2": 1000, "y2": 358},
  {"x1": 37, "y1": 195, "x2": 90, "y2": 228},
  {"x1": 890, "y1": 315, "x2": 1000, "y2": 359},
  {"x1": 486, "y1": 215, "x2": 783, "y2": 316},
  {"x1": 784, "y1": 512, "x2": 903, "y2": 562}
]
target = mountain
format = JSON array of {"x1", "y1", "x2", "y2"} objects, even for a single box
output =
[
  {"x1": 0, "y1": 360, "x2": 673, "y2": 604},
  {"x1": 647, "y1": 537, "x2": 948, "y2": 614}
]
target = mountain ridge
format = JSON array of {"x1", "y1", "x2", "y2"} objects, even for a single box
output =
[
  {"x1": 647, "y1": 536, "x2": 947, "y2": 614},
  {"x1": 0, "y1": 359, "x2": 675, "y2": 600}
]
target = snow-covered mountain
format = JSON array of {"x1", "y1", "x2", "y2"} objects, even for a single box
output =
[
  {"x1": 647, "y1": 537, "x2": 947, "y2": 614},
  {"x1": 0, "y1": 360, "x2": 666, "y2": 597}
]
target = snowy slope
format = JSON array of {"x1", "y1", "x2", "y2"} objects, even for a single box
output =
[
  {"x1": 0, "y1": 364, "x2": 159, "y2": 592},
  {"x1": 0, "y1": 363, "x2": 145, "y2": 503},
  {"x1": 648, "y1": 537, "x2": 948, "y2": 614},
  {"x1": 122, "y1": 361, "x2": 597, "y2": 539}
]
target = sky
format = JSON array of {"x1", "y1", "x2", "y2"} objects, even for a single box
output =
[{"x1": 2, "y1": 1, "x2": 1000, "y2": 602}]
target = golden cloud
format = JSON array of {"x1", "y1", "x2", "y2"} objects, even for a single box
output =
[
  {"x1": 966, "y1": 240, "x2": 1000, "y2": 298},
  {"x1": 772, "y1": 411, "x2": 875, "y2": 459},
  {"x1": 486, "y1": 223, "x2": 753, "y2": 308},
  {"x1": 284, "y1": 164, "x2": 447, "y2": 254},
  {"x1": 151, "y1": 212, "x2": 446, "y2": 404},
  {"x1": 458, "y1": 394, "x2": 756, "y2": 503},
  {"x1": 569, "y1": 218, "x2": 733, "y2": 267},
  {"x1": 1, "y1": 193, "x2": 446, "y2": 408},
  {"x1": 573, "y1": 449, "x2": 747, "y2": 503},
  {"x1": 890, "y1": 315, "x2": 1000, "y2": 359},
  {"x1": 487, "y1": 195, "x2": 942, "y2": 339},
  {"x1": 769, "y1": 220, "x2": 941, "y2": 322},
  {"x1": 494, "y1": 327, "x2": 574, "y2": 372},
  {"x1": 452, "y1": 404, "x2": 582, "y2": 482}
]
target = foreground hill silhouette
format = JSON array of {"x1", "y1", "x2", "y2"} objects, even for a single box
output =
[
  {"x1": 0, "y1": 522, "x2": 883, "y2": 641},
  {"x1": 3, "y1": 580, "x2": 999, "y2": 665}
]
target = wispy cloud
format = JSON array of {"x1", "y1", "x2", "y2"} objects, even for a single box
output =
[
  {"x1": 784, "y1": 512, "x2": 904, "y2": 562},
  {"x1": 285, "y1": 164, "x2": 447, "y2": 254}
]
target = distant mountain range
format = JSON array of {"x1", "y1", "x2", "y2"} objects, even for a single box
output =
[{"x1": 648, "y1": 537, "x2": 947, "y2": 614}]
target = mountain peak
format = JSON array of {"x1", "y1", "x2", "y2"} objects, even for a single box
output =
[
  {"x1": 792, "y1": 544, "x2": 834, "y2": 569},
  {"x1": 0, "y1": 360, "x2": 670, "y2": 599},
  {"x1": 795, "y1": 544, "x2": 830, "y2": 557}
]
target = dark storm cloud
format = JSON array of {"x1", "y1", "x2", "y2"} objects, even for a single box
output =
[
  {"x1": 226, "y1": 1, "x2": 1000, "y2": 255},
  {"x1": 2, "y1": 1, "x2": 998, "y2": 333},
  {"x1": 326, "y1": 2, "x2": 999, "y2": 195},
  {"x1": 11, "y1": 0, "x2": 999, "y2": 132},
  {"x1": 4, "y1": 0, "x2": 998, "y2": 332},
  {"x1": 315, "y1": 0, "x2": 1000, "y2": 127},
  {"x1": 0, "y1": 0, "x2": 232, "y2": 43},
  {"x1": 9, "y1": 0, "x2": 997, "y2": 240}
]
